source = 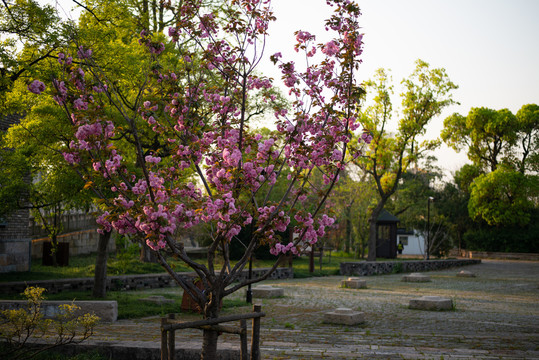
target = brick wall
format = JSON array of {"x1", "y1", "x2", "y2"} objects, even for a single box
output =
[{"x1": 0, "y1": 208, "x2": 31, "y2": 273}]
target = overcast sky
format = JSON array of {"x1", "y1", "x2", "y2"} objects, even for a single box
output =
[{"x1": 264, "y1": 0, "x2": 539, "y2": 177}]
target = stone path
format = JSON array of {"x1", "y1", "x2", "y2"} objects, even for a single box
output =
[{"x1": 88, "y1": 260, "x2": 539, "y2": 359}]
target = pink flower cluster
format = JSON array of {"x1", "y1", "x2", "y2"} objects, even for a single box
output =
[
  {"x1": 44, "y1": 0, "x2": 367, "y2": 262},
  {"x1": 27, "y1": 80, "x2": 46, "y2": 94}
]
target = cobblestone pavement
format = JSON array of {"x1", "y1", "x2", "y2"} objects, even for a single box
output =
[{"x1": 90, "y1": 260, "x2": 539, "y2": 359}]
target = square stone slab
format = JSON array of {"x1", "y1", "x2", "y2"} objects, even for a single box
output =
[
  {"x1": 409, "y1": 296, "x2": 453, "y2": 311},
  {"x1": 342, "y1": 277, "x2": 367, "y2": 289},
  {"x1": 252, "y1": 285, "x2": 284, "y2": 298},
  {"x1": 456, "y1": 270, "x2": 476, "y2": 277},
  {"x1": 402, "y1": 273, "x2": 431, "y2": 282},
  {"x1": 324, "y1": 307, "x2": 365, "y2": 325}
]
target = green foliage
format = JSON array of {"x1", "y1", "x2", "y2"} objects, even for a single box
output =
[
  {"x1": 442, "y1": 107, "x2": 518, "y2": 172},
  {"x1": 0, "y1": 100, "x2": 91, "y2": 246},
  {"x1": 468, "y1": 166, "x2": 536, "y2": 227},
  {"x1": 391, "y1": 262, "x2": 403, "y2": 274},
  {"x1": 354, "y1": 60, "x2": 457, "y2": 260},
  {"x1": 515, "y1": 104, "x2": 539, "y2": 173},
  {"x1": 463, "y1": 213, "x2": 539, "y2": 253},
  {"x1": 0, "y1": 287, "x2": 99, "y2": 360}
]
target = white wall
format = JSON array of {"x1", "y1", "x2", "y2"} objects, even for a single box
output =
[{"x1": 397, "y1": 231, "x2": 425, "y2": 256}]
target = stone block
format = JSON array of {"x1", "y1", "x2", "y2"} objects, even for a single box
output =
[
  {"x1": 341, "y1": 277, "x2": 367, "y2": 289},
  {"x1": 409, "y1": 296, "x2": 453, "y2": 311},
  {"x1": 252, "y1": 285, "x2": 284, "y2": 298},
  {"x1": 323, "y1": 307, "x2": 365, "y2": 325},
  {"x1": 402, "y1": 272, "x2": 431, "y2": 282},
  {"x1": 0, "y1": 300, "x2": 118, "y2": 322},
  {"x1": 456, "y1": 270, "x2": 476, "y2": 277}
]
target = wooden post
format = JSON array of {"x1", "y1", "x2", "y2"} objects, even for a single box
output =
[
  {"x1": 239, "y1": 319, "x2": 248, "y2": 360},
  {"x1": 250, "y1": 304, "x2": 261, "y2": 360},
  {"x1": 161, "y1": 317, "x2": 168, "y2": 360},
  {"x1": 167, "y1": 313, "x2": 175, "y2": 360}
]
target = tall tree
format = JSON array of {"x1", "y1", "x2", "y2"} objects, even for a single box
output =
[
  {"x1": 355, "y1": 60, "x2": 457, "y2": 261},
  {"x1": 441, "y1": 107, "x2": 518, "y2": 172},
  {"x1": 441, "y1": 104, "x2": 539, "y2": 226},
  {"x1": 38, "y1": 1, "x2": 368, "y2": 357}
]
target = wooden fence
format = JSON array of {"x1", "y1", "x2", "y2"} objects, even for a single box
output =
[{"x1": 160, "y1": 304, "x2": 265, "y2": 360}]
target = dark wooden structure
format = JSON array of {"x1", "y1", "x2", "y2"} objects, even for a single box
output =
[
  {"x1": 376, "y1": 210, "x2": 399, "y2": 259},
  {"x1": 161, "y1": 304, "x2": 265, "y2": 360}
]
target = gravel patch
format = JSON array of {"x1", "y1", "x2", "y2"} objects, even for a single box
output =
[{"x1": 87, "y1": 260, "x2": 539, "y2": 359}]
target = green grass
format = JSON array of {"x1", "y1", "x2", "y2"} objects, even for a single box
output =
[
  {"x1": 0, "y1": 288, "x2": 249, "y2": 319},
  {"x1": 0, "y1": 252, "x2": 191, "y2": 283},
  {"x1": 1, "y1": 251, "x2": 354, "y2": 283},
  {"x1": 0, "y1": 251, "x2": 356, "y2": 319}
]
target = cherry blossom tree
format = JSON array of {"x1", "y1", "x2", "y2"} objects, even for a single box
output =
[{"x1": 36, "y1": 0, "x2": 369, "y2": 357}]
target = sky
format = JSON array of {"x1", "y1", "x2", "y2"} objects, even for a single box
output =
[
  {"x1": 48, "y1": 0, "x2": 539, "y2": 178},
  {"x1": 263, "y1": 0, "x2": 539, "y2": 177}
]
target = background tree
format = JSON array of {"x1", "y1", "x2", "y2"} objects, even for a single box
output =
[
  {"x1": 441, "y1": 107, "x2": 518, "y2": 172},
  {"x1": 441, "y1": 104, "x2": 539, "y2": 228},
  {"x1": 0, "y1": 99, "x2": 91, "y2": 266},
  {"x1": 435, "y1": 164, "x2": 480, "y2": 251},
  {"x1": 355, "y1": 60, "x2": 457, "y2": 261},
  {"x1": 327, "y1": 167, "x2": 376, "y2": 257},
  {"x1": 0, "y1": 0, "x2": 65, "y2": 109}
]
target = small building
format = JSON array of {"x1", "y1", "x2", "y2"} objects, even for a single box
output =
[
  {"x1": 397, "y1": 228, "x2": 425, "y2": 256},
  {"x1": 376, "y1": 210, "x2": 399, "y2": 259}
]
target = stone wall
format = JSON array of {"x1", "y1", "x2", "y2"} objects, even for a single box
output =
[
  {"x1": 0, "y1": 267, "x2": 294, "y2": 295},
  {"x1": 0, "y1": 208, "x2": 31, "y2": 273},
  {"x1": 0, "y1": 300, "x2": 118, "y2": 322},
  {"x1": 32, "y1": 229, "x2": 115, "y2": 260},
  {"x1": 340, "y1": 259, "x2": 481, "y2": 276}
]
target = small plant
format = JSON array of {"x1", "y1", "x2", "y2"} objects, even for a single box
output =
[
  {"x1": 0, "y1": 286, "x2": 99, "y2": 360},
  {"x1": 284, "y1": 322, "x2": 295, "y2": 330},
  {"x1": 451, "y1": 297, "x2": 458, "y2": 311},
  {"x1": 392, "y1": 262, "x2": 403, "y2": 274}
]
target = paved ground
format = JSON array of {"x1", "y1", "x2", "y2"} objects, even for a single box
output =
[{"x1": 89, "y1": 260, "x2": 539, "y2": 359}]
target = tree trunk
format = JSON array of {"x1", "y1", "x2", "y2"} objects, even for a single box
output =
[
  {"x1": 51, "y1": 234, "x2": 58, "y2": 267},
  {"x1": 140, "y1": 242, "x2": 158, "y2": 263},
  {"x1": 200, "y1": 297, "x2": 221, "y2": 359},
  {"x1": 93, "y1": 230, "x2": 111, "y2": 298},
  {"x1": 367, "y1": 214, "x2": 377, "y2": 261},
  {"x1": 345, "y1": 208, "x2": 352, "y2": 254},
  {"x1": 201, "y1": 328, "x2": 219, "y2": 359}
]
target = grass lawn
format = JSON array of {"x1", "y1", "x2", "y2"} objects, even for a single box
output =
[
  {"x1": 0, "y1": 250, "x2": 360, "y2": 283},
  {"x1": 0, "y1": 250, "x2": 363, "y2": 319}
]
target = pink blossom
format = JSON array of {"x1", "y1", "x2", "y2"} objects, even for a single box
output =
[
  {"x1": 77, "y1": 46, "x2": 92, "y2": 59},
  {"x1": 27, "y1": 80, "x2": 46, "y2": 94},
  {"x1": 296, "y1": 30, "x2": 314, "y2": 43},
  {"x1": 222, "y1": 148, "x2": 242, "y2": 167},
  {"x1": 322, "y1": 40, "x2": 339, "y2": 56},
  {"x1": 73, "y1": 98, "x2": 88, "y2": 110}
]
